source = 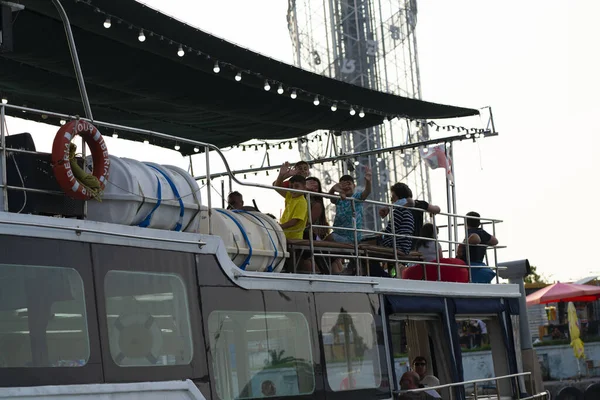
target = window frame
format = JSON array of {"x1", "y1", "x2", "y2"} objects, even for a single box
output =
[
  {"x1": 0, "y1": 236, "x2": 102, "y2": 387},
  {"x1": 91, "y1": 243, "x2": 206, "y2": 383}
]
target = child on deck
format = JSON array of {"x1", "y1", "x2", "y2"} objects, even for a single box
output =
[
  {"x1": 326, "y1": 167, "x2": 372, "y2": 243},
  {"x1": 274, "y1": 162, "x2": 308, "y2": 240}
]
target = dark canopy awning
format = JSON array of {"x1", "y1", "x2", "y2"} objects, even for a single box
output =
[{"x1": 0, "y1": 0, "x2": 478, "y2": 154}]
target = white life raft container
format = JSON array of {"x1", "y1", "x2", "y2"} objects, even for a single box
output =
[
  {"x1": 199, "y1": 208, "x2": 288, "y2": 272},
  {"x1": 86, "y1": 156, "x2": 202, "y2": 232}
]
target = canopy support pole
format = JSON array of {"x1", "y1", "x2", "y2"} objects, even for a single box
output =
[{"x1": 51, "y1": 0, "x2": 94, "y2": 120}]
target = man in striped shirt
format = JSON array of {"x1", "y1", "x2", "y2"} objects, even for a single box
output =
[{"x1": 380, "y1": 182, "x2": 415, "y2": 254}]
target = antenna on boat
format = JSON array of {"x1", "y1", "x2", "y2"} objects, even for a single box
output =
[{"x1": 51, "y1": 0, "x2": 93, "y2": 120}]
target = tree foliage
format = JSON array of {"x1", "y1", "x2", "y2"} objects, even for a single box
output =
[{"x1": 524, "y1": 265, "x2": 547, "y2": 284}]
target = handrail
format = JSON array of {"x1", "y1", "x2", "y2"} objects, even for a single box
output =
[{"x1": 0, "y1": 103, "x2": 504, "y2": 283}]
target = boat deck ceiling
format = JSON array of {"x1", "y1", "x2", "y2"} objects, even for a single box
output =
[
  {"x1": 1, "y1": 0, "x2": 478, "y2": 154},
  {"x1": 0, "y1": 211, "x2": 520, "y2": 299}
]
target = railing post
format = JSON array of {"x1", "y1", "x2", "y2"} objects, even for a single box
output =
[
  {"x1": 496, "y1": 378, "x2": 501, "y2": 400},
  {"x1": 473, "y1": 382, "x2": 478, "y2": 400},
  {"x1": 352, "y1": 199, "x2": 360, "y2": 275},
  {"x1": 0, "y1": 105, "x2": 6, "y2": 212},
  {"x1": 464, "y1": 216, "x2": 472, "y2": 283},
  {"x1": 307, "y1": 192, "x2": 316, "y2": 274},
  {"x1": 205, "y1": 146, "x2": 212, "y2": 235},
  {"x1": 492, "y1": 220, "x2": 499, "y2": 284},
  {"x1": 432, "y1": 215, "x2": 440, "y2": 281},
  {"x1": 390, "y1": 202, "x2": 398, "y2": 278}
]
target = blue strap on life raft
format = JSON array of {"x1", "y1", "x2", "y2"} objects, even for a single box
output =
[
  {"x1": 234, "y1": 210, "x2": 278, "y2": 272},
  {"x1": 216, "y1": 209, "x2": 252, "y2": 270},
  {"x1": 139, "y1": 164, "x2": 184, "y2": 231},
  {"x1": 138, "y1": 176, "x2": 162, "y2": 228}
]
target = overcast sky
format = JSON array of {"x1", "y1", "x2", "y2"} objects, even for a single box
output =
[{"x1": 6, "y1": 1, "x2": 597, "y2": 282}]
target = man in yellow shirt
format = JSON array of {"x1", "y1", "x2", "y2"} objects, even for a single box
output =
[{"x1": 275, "y1": 162, "x2": 308, "y2": 240}]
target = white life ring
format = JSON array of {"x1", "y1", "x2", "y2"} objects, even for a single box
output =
[{"x1": 110, "y1": 314, "x2": 163, "y2": 365}]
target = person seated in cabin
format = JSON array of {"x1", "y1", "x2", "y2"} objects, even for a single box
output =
[
  {"x1": 261, "y1": 380, "x2": 276, "y2": 397},
  {"x1": 456, "y1": 211, "x2": 499, "y2": 283},
  {"x1": 274, "y1": 160, "x2": 311, "y2": 188},
  {"x1": 274, "y1": 162, "x2": 308, "y2": 240},
  {"x1": 412, "y1": 356, "x2": 440, "y2": 388},
  {"x1": 324, "y1": 167, "x2": 372, "y2": 274},
  {"x1": 398, "y1": 371, "x2": 440, "y2": 400},
  {"x1": 414, "y1": 223, "x2": 444, "y2": 262}
]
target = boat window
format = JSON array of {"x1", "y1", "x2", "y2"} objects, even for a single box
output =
[
  {"x1": 208, "y1": 311, "x2": 314, "y2": 400},
  {"x1": 321, "y1": 312, "x2": 382, "y2": 391},
  {"x1": 0, "y1": 264, "x2": 89, "y2": 368},
  {"x1": 104, "y1": 270, "x2": 193, "y2": 367}
]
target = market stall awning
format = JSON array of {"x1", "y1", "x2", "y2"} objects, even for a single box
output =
[
  {"x1": 526, "y1": 282, "x2": 600, "y2": 305},
  {"x1": 0, "y1": 0, "x2": 479, "y2": 154}
]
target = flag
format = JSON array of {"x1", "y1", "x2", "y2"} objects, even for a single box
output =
[{"x1": 420, "y1": 144, "x2": 453, "y2": 183}]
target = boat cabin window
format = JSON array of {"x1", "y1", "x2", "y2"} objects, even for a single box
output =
[
  {"x1": 321, "y1": 312, "x2": 382, "y2": 391},
  {"x1": 103, "y1": 270, "x2": 193, "y2": 367},
  {"x1": 208, "y1": 311, "x2": 314, "y2": 400},
  {"x1": 0, "y1": 264, "x2": 89, "y2": 368}
]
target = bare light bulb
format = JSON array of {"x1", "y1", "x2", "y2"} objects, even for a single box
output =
[
  {"x1": 174, "y1": 144, "x2": 181, "y2": 151},
  {"x1": 331, "y1": 102, "x2": 337, "y2": 112},
  {"x1": 213, "y1": 61, "x2": 220, "y2": 73},
  {"x1": 277, "y1": 84, "x2": 284, "y2": 95},
  {"x1": 194, "y1": 147, "x2": 200, "y2": 153},
  {"x1": 235, "y1": 72, "x2": 242, "y2": 82},
  {"x1": 112, "y1": 133, "x2": 118, "y2": 138},
  {"x1": 290, "y1": 90, "x2": 297, "y2": 99},
  {"x1": 143, "y1": 139, "x2": 150, "y2": 144},
  {"x1": 354, "y1": 161, "x2": 360, "y2": 166},
  {"x1": 59, "y1": 119, "x2": 66, "y2": 126},
  {"x1": 138, "y1": 29, "x2": 146, "y2": 42},
  {"x1": 313, "y1": 96, "x2": 320, "y2": 106},
  {"x1": 264, "y1": 80, "x2": 271, "y2": 91},
  {"x1": 377, "y1": 157, "x2": 382, "y2": 162},
  {"x1": 177, "y1": 45, "x2": 184, "y2": 57},
  {"x1": 1, "y1": 97, "x2": 7, "y2": 104},
  {"x1": 349, "y1": 107, "x2": 356, "y2": 116},
  {"x1": 359, "y1": 108, "x2": 365, "y2": 118},
  {"x1": 103, "y1": 17, "x2": 111, "y2": 29}
]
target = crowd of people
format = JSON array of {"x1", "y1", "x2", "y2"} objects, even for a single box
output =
[{"x1": 226, "y1": 160, "x2": 498, "y2": 282}]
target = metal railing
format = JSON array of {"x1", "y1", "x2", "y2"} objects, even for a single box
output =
[
  {"x1": 0, "y1": 103, "x2": 504, "y2": 283},
  {"x1": 397, "y1": 372, "x2": 549, "y2": 400}
]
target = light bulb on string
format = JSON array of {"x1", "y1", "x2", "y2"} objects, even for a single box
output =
[
  {"x1": 377, "y1": 156, "x2": 382, "y2": 162},
  {"x1": 103, "y1": 17, "x2": 111, "y2": 28},
  {"x1": 290, "y1": 90, "x2": 297, "y2": 99},
  {"x1": 194, "y1": 147, "x2": 200, "y2": 153},
  {"x1": 288, "y1": 142, "x2": 293, "y2": 150},
  {"x1": 177, "y1": 45, "x2": 185, "y2": 57},
  {"x1": 331, "y1": 102, "x2": 337, "y2": 112},
  {"x1": 264, "y1": 80, "x2": 271, "y2": 91},
  {"x1": 143, "y1": 139, "x2": 149, "y2": 144},
  {"x1": 354, "y1": 161, "x2": 360, "y2": 166},
  {"x1": 174, "y1": 144, "x2": 181, "y2": 151},
  {"x1": 59, "y1": 119, "x2": 66, "y2": 126},
  {"x1": 359, "y1": 108, "x2": 365, "y2": 118},
  {"x1": 313, "y1": 96, "x2": 320, "y2": 106},
  {"x1": 138, "y1": 29, "x2": 146, "y2": 42},
  {"x1": 277, "y1": 84, "x2": 284, "y2": 95},
  {"x1": 349, "y1": 107, "x2": 356, "y2": 116},
  {"x1": 112, "y1": 133, "x2": 118, "y2": 138},
  {"x1": 1, "y1": 97, "x2": 7, "y2": 104},
  {"x1": 235, "y1": 72, "x2": 242, "y2": 81},
  {"x1": 213, "y1": 61, "x2": 220, "y2": 73}
]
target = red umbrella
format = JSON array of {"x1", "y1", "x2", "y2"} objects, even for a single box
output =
[{"x1": 526, "y1": 282, "x2": 600, "y2": 305}]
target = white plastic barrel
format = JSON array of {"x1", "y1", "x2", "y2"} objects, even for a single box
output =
[
  {"x1": 86, "y1": 156, "x2": 202, "y2": 232},
  {"x1": 199, "y1": 209, "x2": 288, "y2": 272}
]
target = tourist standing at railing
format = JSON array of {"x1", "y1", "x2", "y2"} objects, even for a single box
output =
[
  {"x1": 457, "y1": 211, "x2": 498, "y2": 283},
  {"x1": 274, "y1": 163, "x2": 308, "y2": 240},
  {"x1": 380, "y1": 182, "x2": 414, "y2": 254},
  {"x1": 410, "y1": 198, "x2": 441, "y2": 250}
]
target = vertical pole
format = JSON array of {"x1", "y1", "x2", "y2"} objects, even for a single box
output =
[
  {"x1": 307, "y1": 192, "x2": 316, "y2": 274},
  {"x1": 205, "y1": 146, "x2": 212, "y2": 235},
  {"x1": 432, "y1": 216, "x2": 440, "y2": 281},
  {"x1": 352, "y1": 199, "x2": 359, "y2": 275},
  {"x1": 391, "y1": 203, "x2": 398, "y2": 277},
  {"x1": 492, "y1": 221, "x2": 499, "y2": 284},
  {"x1": 380, "y1": 294, "x2": 396, "y2": 392},
  {"x1": 464, "y1": 217, "x2": 472, "y2": 283},
  {"x1": 221, "y1": 179, "x2": 225, "y2": 208},
  {"x1": 51, "y1": 0, "x2": 93, "y2": 120},
  {"x1": 445, "y1": 169, "x2": 453, "y2": 258},
  {"x1": 449, "y1": 143, "x2": 459, "y2": 254},
  {"x1": 1, "y1": 105, "x2": 6, "y2": 212}
]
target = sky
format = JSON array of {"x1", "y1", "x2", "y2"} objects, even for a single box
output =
[{"x1": 5, "y1": 1, "x2": 598, "y2": 282}]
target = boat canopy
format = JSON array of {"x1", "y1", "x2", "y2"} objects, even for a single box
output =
[{"x1": 0, "y1": 0, "x2": 478, "y2": 154}]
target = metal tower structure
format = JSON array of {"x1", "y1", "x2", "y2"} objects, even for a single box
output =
[{"x1": 287, "y1": 0, "x2": 431, "y2": 231}]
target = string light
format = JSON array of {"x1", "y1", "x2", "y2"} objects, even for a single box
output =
[
  {"x1": 213, "y1": 61, "x2": 220, "y2": 73},
  {"x1": 331, "y1": 102, "x2": 337, "y2": 112},
  {"x1": 359, "y1": 108, "x2": 365, "y2": 118},
  {"x1": 313, "y1": 95, "x2": 320, "y2": 106},
  {"x1": 264, "y1": 80, "x2": 271, "y2": 91},
  {"x1": 143, "y1": 139, "x2": 149, "y2": 144},
  {"x1": 235, "y1": 72, "x2": 242, "y2": 81},
  {"x1": 138, "y1": 29, "x2": 145, "y2": 42},
  {"x1": 377, "y1": 156, "x2": 383, "y2": 162},
  {"x1": 174, "y1": 144, "x2": 181, "y2": 150},
  {"x1": 103, "y1": 17, "x2": 111, "y2": 28},
  {"x1": 177, "y1": 45, "x2": 184, "y2": 57},
  {"x1": 194, "y1": 147, "x2": 200, "y2": 153},
  {"x1": 277, "y1": 84, "x2": 284, "y2": 95},
  {"x1": 349, "y1": 107, "x2": 356, "y2": 116},
  {"x1": 290, "y1": 90, "x2": 297, "y2": 99},
  {"x1": 1, "y1": 97, "x2": 7, "y2": 104},
  {"x1": 112, "y1": 133, "x2": 118, "y2": 138},
  {"x1": 288, "y1": 142, "x2": 293, "y2": 150},
  {"x1": 354, "y1": 161, "x2": 360, "y2": 166},
  {"x1": 60, "y1": 119, "x2": 66, "y2": 125}
]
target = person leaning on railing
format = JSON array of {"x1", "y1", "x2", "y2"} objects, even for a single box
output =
[{"x1": 456, "y1": 211, "x2": 499, "y2": 284}]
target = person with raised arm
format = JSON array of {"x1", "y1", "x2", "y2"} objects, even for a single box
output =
[{"x1": 274, "y1": 162, "x2": 308, "y2": 240}]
